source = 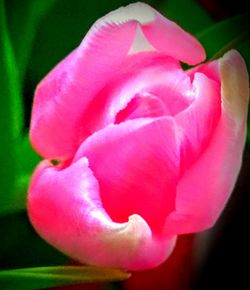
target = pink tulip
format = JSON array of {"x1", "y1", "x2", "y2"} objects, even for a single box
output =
[{"x1": 28, "y1": 2, "x2": 249, "y2": 271}]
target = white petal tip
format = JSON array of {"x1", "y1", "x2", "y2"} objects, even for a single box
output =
[
  {"x1": 104, "y1": 2, "x2": 155, "y2": 25},
  {"x1": 220, "y1": 49, "x2": 249, "y2": 121}
]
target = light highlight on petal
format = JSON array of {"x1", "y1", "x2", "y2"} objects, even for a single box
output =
[
  {"x1": 30, "y1": 19, "x2": 138, "y2": 160},
  {"x1": 28, "y1": 158, "x2": 176, "y2": 270},
  {"x1": 74, "y1": 117, "x2": 180, "y2": 234},
  {"x1": 220, "y1": 49, "x2": 249, "y2": 121},
  {"x1": 164, "y1": 50, "x2": 249, "y2": 234}
]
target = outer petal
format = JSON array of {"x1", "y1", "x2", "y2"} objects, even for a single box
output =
[
  {"x1": 30, "y1": 2, "x2": 205, "y2": 160},
  {"x1": 107, "y1": 2, "x2": 205, "y2": 64},
  {"x1": 164, "y1": 50, "x2": 249, "y2": 234},
  {"x1": 140, "y1": 4, "x2": 205, "y2": 64},
  {"x1": 74, "y1": 117, "x2": 180, "y2": 234},
  {"x1": 30, "y1": 17, "x2": 138, "y2": 159},
  {"x1": 28, "y1": 158, "x2": 176, "y2": 271}
]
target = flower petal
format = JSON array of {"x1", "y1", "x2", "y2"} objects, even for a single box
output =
[
  {"x1": 115, "y1": 92, "x2": 169, "y2": 123},
  {"x1": 164, "y1": 50, "x2": 249, "y2": 234},
  {"x1": 130, "y1": 3, "x2": 205, "y2": 64},
  {"x1": 74, "y1": 117, "x2": 180, "y2": 234},
  {"x1": 220, "y1": 50, "x2": 249, "y2": 121},
  {"x1": 78, "y1": 53, "x2": 180, "y2": 131},
  {"x1": 30, "y1": 2, "x2": 206, "y2": 160},
  {"x1": 28, "y1": 158, "x2": 176, "y2": 270},
  {"x1": 103, "y1": 53, "x2": 193, "y2": 123},
  {"x1": 108, "y1": 2, "x2": 205, "y2": 64},
  {"x1": 30, "y1": 16, "x2": 139, "y2": 160},
  {"x1": 175, "y1": 71, "x2": 221, "y2": 172}
]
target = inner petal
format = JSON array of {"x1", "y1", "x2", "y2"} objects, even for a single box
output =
[
  {"x1": 175, "y1": 72, "x2": 221, "y2": 173},
  {"x1": 74, "y1": 117, "x2": 180, "y2": 234},
  {"x1": 115, "y1": 92, "x2": 169, "y2": 123},
  {"x1": 78, "y1": 52, "x2": 194, "y2": 139},
  {"x1": 144, "y1": 82, "x2": 194, "y2": 116},
  {"x1": 112, "y1": 56, "x2": 194, "y2": 124}
]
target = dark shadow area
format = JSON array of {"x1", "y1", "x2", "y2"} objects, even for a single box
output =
[{"x1": 192, "y1": 152, "x2": 250, "y2": 289}]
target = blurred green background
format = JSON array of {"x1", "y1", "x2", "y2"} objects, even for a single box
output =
[{"x1": 0, "y1": 0, "x2": 249, "y2": 289}]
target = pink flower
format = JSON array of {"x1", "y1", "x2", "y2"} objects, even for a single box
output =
[{"x1": 28, "y1": 2, "x2": 249, "y2": 271}]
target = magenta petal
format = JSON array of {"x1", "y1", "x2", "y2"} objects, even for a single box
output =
[
  {"x1": 74, "y1": 117, "x2": 180, "y2": 234},
  {"x1": 78, "y1": 54, "x2": 180, "y2": 133},
  {"x1": 30, "y1": 2, "x2": 206, "y2": 160},
  {"x1": 188, "y1": 58, "x2": 220, "y2": 83},
  {"x1": 104, "y1": 3, "x2": 205, "y2": 64},
  {"x1": 175, "y1": 72, "x2": 221, "y2": 171},
  {"x1": 115, "y1": 93, "x2": 169, "y2": 122},
  {"x1": 132, "y1": 3, "x2": 206, "y2": 64},
  {"x1": 164, "y1": 50, "x2": 249, "y2": 234},
  {"x1": 98, "y1": 53, "x2": 192, "y2": 125},
  {"x1": 30, "y1": 18, "x2": 138, "y2": 159},
  {"x1": 28, "y1": 158, "x2": 176, "y2": 270}
]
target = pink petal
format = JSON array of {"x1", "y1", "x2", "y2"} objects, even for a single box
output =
[
  {"x1": 30, "y1": 18, "x2": 139, "y2": 160},
  {"x1": 102, "y1": 52, "x2": 193, "y2": 122},
  {"x1": 187, "y1": 58, "x2": 220, "y2": 83},
  {"x1": 28, "y1": 158, "x2": 176, "y2": 270},
  {"x1": 131, "y1": 3, "x2": 206, "y2": 64},
  {"x1": 175, "y1": 72, "x2": 221, "y2": 172},
  {"x1": 115, "y1": 92, "x2": 169, "y2": 123},
  {"x1": 104, "y1": 2, "x2": 205, "y2": 64},
  {"x1": 74, "y1": 117, "x2": 180, "y2": 234},
  {"x1": 73, "y1": 53, "x2": 193, "y2": 147},
  {"x1": 30, "y1": 2, "x2": 205, "y2": 160},
  {"x1": 77, "y1": 53, "x2": 180, "y2": 131},
  {"x1": 147, "y1": 64, "x2": 194, "y2": 116},
  {"x1": 164, "y1": 50, "x2": 249, "y2": 234}
]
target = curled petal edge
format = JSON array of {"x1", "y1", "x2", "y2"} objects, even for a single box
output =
[
  {"x1": 220, "y1": 49, "x2": 249, "y2": 123},
  {"x1": 105, "y1": 2, "x2": 205, "y2": 64},
  {"x1": 164, "y1": 50, "x2": 249, "y2": 235},
  {"x1": 28, "y1": 158, "x2": 176, "y2": 271},
  {"x1": 30, "y1": 17, "x2": 139, "y2": 160}
]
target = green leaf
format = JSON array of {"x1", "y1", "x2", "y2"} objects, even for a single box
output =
[
  {"x1": 197, "y1": 12, "x2": 250, "y2": 60},
  {"x1": 0, "y1": 266, "x2": 130, "y2": 290},
  {"x1": 4, "y1": 135, "x2": 41, "y2": 214},
  {"x1": 0, "y1": 134, "x2": 41, "y2": 215},
  {"x1": 16, "y1": 134, "x2": 41, "y2": 175},
  {"x1": 0, "y1": 0, "x2": 23, "y2": 137},
  {"x1": 0, "y1": 0, "x2": 23, "y2": 212},
  {"x1": 0, "y1": 0, "x2": 56, "y2": 214},
  {"x1": 162, "y1": 0, "x2": 214, "y2": 34},
  {"x1": 26, "y1": 0, "x2": 136, "y2": 86},
  {"x1": 5, "y1": 0, "x2": 58, "y2": 82}
]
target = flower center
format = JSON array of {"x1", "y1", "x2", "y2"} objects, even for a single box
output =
[{"x1": 115, "y1": 92, "x2": 169, "y2": 123}]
